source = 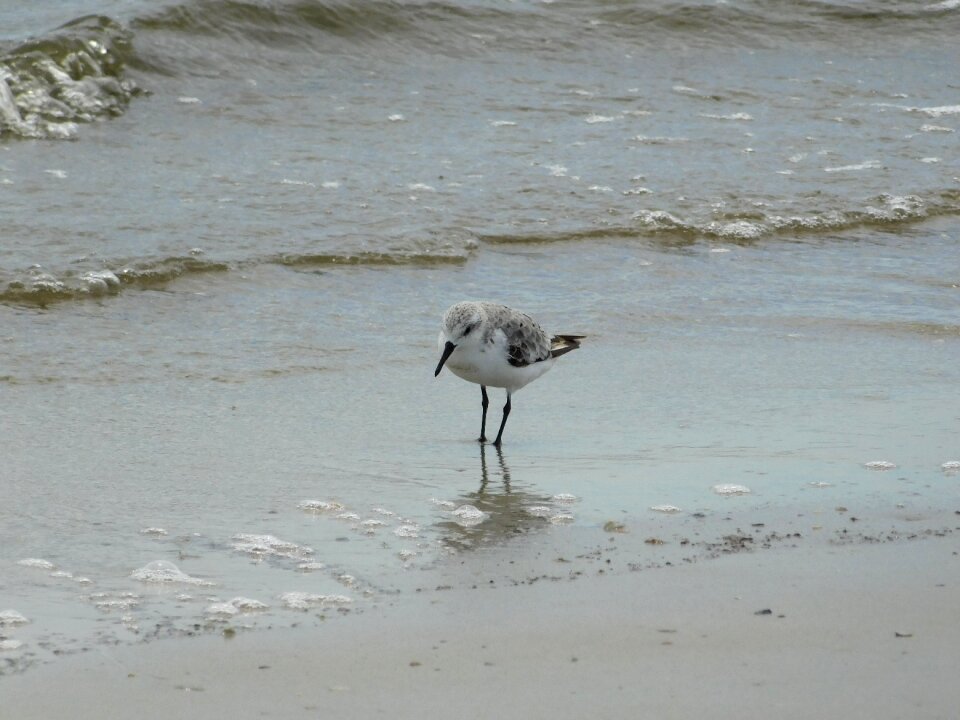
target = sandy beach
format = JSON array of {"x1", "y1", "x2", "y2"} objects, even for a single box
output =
[
  {"x1": 4, "y1": 1, "x2": 960, "y2": 718},
  {"x1": 3, "y1": 526, "x2": 957, "y2": 720}
]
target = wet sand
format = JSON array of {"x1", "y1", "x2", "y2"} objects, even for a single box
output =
[{"x1": 3, "y1": 531, "x2": 957, "y2": 720}]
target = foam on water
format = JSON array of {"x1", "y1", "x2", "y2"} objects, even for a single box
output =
[
  {"x1": 130, "y1": 560, "x2": 215, "y2": 586},
  {"x1": 17, "y1": 558, "x2": 55, "y2": 570},
  {"x1": 940, "y1": 461, "x2": 960, "y2": 472},
  {"x1": 204, "y1": 597, "x2": 268, "y2": 618},
  {"x1": 863, "y1": 460, "x2": 897, "y2": 471},
  {"x1": 551, "y1": 493, "x2": 578, "y2": 504},
  {"x1": 90, "y1": 592, "x2": 141, "y2": 612},
  {"x1": 231, "y1": 534, "x2": 314, "y2": 560},
  {"x1": 650, "y1": 505, "x2": 682, "y2": 514},
  {"x1": 296, "y1": 562, "x2": 326, "y2": 572},
  {"x1": 278, "y1": 592, "x2": 353, "y2": 611},
  {"x1": 824, "y1": 160, "x2": 882, "y2": 172},
  {"x1": 0, "y1": 610, "x2": 30, "y2": 626},
  {"x1": 139, "y1": 527, "x2": 168, "y2": 536},
  {"x1": 298, "y1": 500, "x2": 346, "y2": 514},
  {"x1": 394, "y1": 524, "x2": 420, "y2": 538},
  {"x1": 451, "y1": 505, "x2": 488, "y2": 526},
  {"x1": 712, "y1": 484, "x2": 752, "y2": 495}
]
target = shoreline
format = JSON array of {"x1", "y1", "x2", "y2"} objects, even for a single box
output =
[{"x1": 3, "y1": 531, "x2": 958, "y2": 719}]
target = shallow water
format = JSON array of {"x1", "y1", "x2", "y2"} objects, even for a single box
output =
[{"x1": 2, "y1": 0, "x2": 959, "y2": 672}]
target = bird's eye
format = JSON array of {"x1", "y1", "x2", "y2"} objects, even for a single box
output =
[{"x1": 463, "y1": 325, "x2": 473, "y2": 336}]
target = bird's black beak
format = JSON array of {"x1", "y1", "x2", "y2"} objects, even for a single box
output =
[{"x1": 435, "y1": 341, "x2": 456, "y2": 377}]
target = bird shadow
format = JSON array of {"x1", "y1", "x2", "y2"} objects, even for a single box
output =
[{"x1": 434, "y1": 443, "x2": 560, "y2": 551}]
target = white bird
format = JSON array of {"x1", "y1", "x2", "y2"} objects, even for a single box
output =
[{"x1": 434, "y1": 301, "x2": 583, "y2": 446}]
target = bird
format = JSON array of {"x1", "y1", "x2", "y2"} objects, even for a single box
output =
[{"x1": 434, "y1": 301, "x2": 583, "y2": 446}]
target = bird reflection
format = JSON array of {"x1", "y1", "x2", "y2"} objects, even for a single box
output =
[
  {"x1": 479, "y1": 440, "x2": 511, "y2": 493},
  {"x1": 435, "y1": 443, "x2": 558, "y2": 551}
]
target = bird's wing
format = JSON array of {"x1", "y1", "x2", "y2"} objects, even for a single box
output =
[{"x1": 485, "y1": 307, "x2": 551, "y2": 367}]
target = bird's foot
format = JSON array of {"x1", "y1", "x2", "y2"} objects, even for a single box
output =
[{"x1": 477, "y1": 436, "x2": 487, "y2": 443}]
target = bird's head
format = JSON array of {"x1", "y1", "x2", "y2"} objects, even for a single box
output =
[{"x1": 435, "y1": 302, "x2": 483, "y2": 376}]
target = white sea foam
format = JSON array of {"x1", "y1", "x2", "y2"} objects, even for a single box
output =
[
  {"x1": 204, "y1": 602, "x2": 238, "y2": 618},
  {"x1": 359, "y1": 519, "x2": 387, "y2": 529},
  {"x1": 585, "y1": 114, "x2": 616, "y2": 123},
  {"x1": 650, "y1": 505, "x2": 682, "y2": 514},
  {"x1": 452, "y1": 505, "x2": 487, "y2": 526},
  {"x1": 701, "y1": 112, "x2": 753, "y2": 121},
  {"x1": 177, "y1": 96, "x2": 202, "y2": 104},
  {"x1": 296, "y1": 562, "x2": 326, "y2": 572},
  {"x1": 707, "y1": 220, "x2": 766, "y2": 240},
  {"x1": 91, "y1": 592, "x2": 141, "y2": 612},
  {"x1": 525, "y1": 506, "x2": 553, "y2": 518},
  {"x1": 824, "y1": 160, "x2": 881, "y2": 172},
  {"x1": 139, "y1": 527, "x2": 168, "y2": 536},
  {"x1": 0, "y1": 639, "x2": 24, "y2": 651},
  {"x1": 279, "y1": 592, "x2": 353, "y2": 611},
  {"x1": 548, "y1": 514, "x2": 575, "y2": 524},
  {"x1": 920, "y1": 124, "x2": 955, "y2": 133},
  {"x1": 336, "y1": 512, "x2": 361, "y2": 521},
  {"x1": 231, "y1": 534, "x2": 314, "y2": 560},
  {"x1": 863, "y1": 460, "x2": 897, "y2": 471},
  {"x1": 429, "y1": 498, "x2": 457, "y2": 510},
  {"x1": 490, "y1": 120, "x2": 517, "y2": 127},
  {"x1": 394, "y1": 524, "x2": 420, "y2": 538},
  {"x1": 49, "y1": 570, "x2": 74, "y2": 579},
  {"x1": 916, "y1": 104, "x2": 960, "y2": 117},
  {"x1": 17, "y1": 558, "x2": 55, "y2": 570},
  {"x1": 387, "y1": 114, "x2": 405, "y2": 122},
  {"x1": 0, "y1": 610, "x2": 29, "y2": 626},
  {"x1": 551, "y1": 493, "x2": 578, "y2": 504},
  {"x1": 939, "y1": 461, "x2": 960, "y2": 471},
  {"x1": 131, "y1": 560, "x2": 215, "y2": 586},
  {"x1": 808, "y1": 482, "x2": 833, "y2": 488},
  {"x1": 81, "y1": 270, "x2": 121, "y2": 294},
  {"x1": 205, "y1": 597, "x2": 268, "y2": 617},
  {"x1": 298, "y1": 500, "x2": 345, "y2": 514},
  {"x1": 712, "y1": 484, "x2": 752, "y2": 495}
]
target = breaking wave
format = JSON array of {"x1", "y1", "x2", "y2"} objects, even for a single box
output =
[{"x1": 0, "y1": 15, "x2": 142, "y2": 139}]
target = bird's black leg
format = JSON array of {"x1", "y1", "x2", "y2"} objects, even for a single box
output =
[
  {"x1": 478, "y1": 385, "x2": 489, "y2": 443},
  {"x1": 493, "y1": 392, "x2": 511, "y2": 447}
]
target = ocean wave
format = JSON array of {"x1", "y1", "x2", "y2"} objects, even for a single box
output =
[
  {"x1": 480, "y1": 190, "x2": 960, "y2": 246},
  {"x1": 0, "y1": 15, "x2": 142, "y2": 140},
  {"x1": 29, "y1": 0, "x2": 947, "y2": 86},
  {"x1": 0, "y1": 244, "x2": 472, "y2": 308}
]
